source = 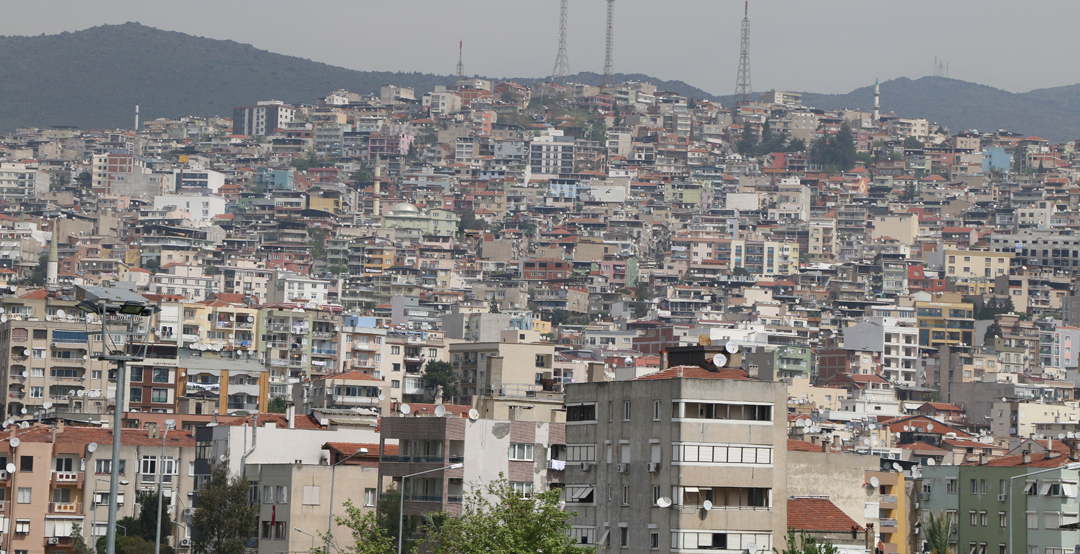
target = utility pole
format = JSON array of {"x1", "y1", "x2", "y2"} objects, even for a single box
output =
[
  {"x1": 551, "y1": 0, "x2": 570, "y2": 85},
  {"x1": 603, "y1": 0, "x2": 615, "y2": 87},
  {"x1": 734, "y1": 1, "x2": 752, "y2": 106}
]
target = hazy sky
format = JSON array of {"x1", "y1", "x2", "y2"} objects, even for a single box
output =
[{"x1": 3, "y1": 1, "x2": 1079, "y2": 95}]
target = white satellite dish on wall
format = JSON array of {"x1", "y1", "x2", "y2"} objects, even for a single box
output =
[
  {"x1": 624, "y1": 357, "x2": 633, "y2": 367},
  {"x1": 9, "y1": 438, "x2": 19, "y2": 448},
  {"x1": 19, "y1": 408, "x2": 26, "y2": 415},
  {"x1": 725, "y1": 342, "x2": 740, "y2": 354},
  {"x1": 869, "y1": 423, "x2": 876, "y2": 430},
  {"x1": 4, "y1": 463, "x2": 13, "y2": 473},
  {"x1": 378, "y1": 394, "x2": 385, "y2": 401},
  {"x1": 927, "y1": 459, "x2": 936, "y2": 466},
  {"x1": 468, "y1": 409, "x2": 479, "y2": 421},
  {"x1": 400, "y1": 403, "x2": 411, "y2": 415},
  {"x1": 702, "y1": 500, "x2": 713, "y2": 512},
  {"x1": 870, "y1": 476, "x2": 880, "y2": 488},
  {"x1": 56, "y1": 309, "x2": 66, "y2": 319},
  {"x1": 43, "y1": 402, "x2": 52, "y2": 410},
  {"x1": 711, "y1": 353, "x2": 727, "y2": 367},
  {"x1": 434, "y1": 405, "x2": 446, "y2": 417},
  {"x1": 87, "y1": 442, "x2": 98, "y2": 453},
  {"x1": 927, "y1": 423, "x2": 934, "y2": 431},
  {"x1": 656, "y1": 497, "x2": 672, "y2": 508},
  {"x1": 893, "y1": 462, "x2": 903, "y2": 472}
]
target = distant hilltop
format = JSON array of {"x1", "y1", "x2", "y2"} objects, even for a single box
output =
[{"x1": 2, "y1": 23, "x2": 1079, "y2": 141}]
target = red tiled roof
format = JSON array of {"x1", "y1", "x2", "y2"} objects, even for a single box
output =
[
  {"x1": 899, "y1": 442, "x2": 948, "y2": 453},
  {"x1": 920, "y1": 402, "x2": 963, "y2": 412},
  {"x1": 633, "y1": 365, "x2": 750, "y2": 381},
  {"x1": 788, "y1": 498, "x2": 863, "y2": 532},
  {"x1": 787, "y1": 439, "x2": 823, "y2": 452}
]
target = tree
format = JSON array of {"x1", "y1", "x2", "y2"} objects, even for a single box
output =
[
  {"x1": 922, "y1": 510, "x2": 953, "y2": 554},
  {"x1": 458, "y1": 209, "x2": 487, "y2": 233},
  {"x1": 267, "y1": 396, "x2": 288, "y2": 413},
  {"x1": 419, "y1": 360, "x2": 458, "y2": 402},
  {"x1": 95, "y1": 535, "x2": 174, "y2": 554},
  {"x1": 633, "y1": 278, "x2": 653, "y2": 319},
  {"x1": 72, "y1": 524, "x2": 94, "y2": 554},
  {"x1": 774, "y1": 530, "x2": 839, "y2": 554},
  {"x1": 376, "y1": 489, "x2": 420, "y2": 554},
  {"x1": 324, "y1": 500, "x2": 396, "y2": 554},
  {"x1": 14, "y1": 254, "x2": 48, "y2": 286},
  {"x1": 190, "y1": 461, "x2": 258, "y2": 554},
  {"x1": 351, "y1": 164, "x2": 374, "y2": 183},
  {"x1": 308, "y1": 228, "x2": 328, "y2": 261},
  {"x1": 787, "y1": 138, "x2": 806, "y2": 152},
  {"x1": 134, "y1": 491, "x2": 171, "y2": 544},
  {"x1": 903, "y1": 136, "x2": 924, "y2": 149},
  {"x1": 425, "y1": 474, "x2": 590, "y2": 554}
]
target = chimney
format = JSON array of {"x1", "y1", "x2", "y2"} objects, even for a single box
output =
[
  {"x1": 1071, "y1": 443, "x2": 1079, "y2": 462},
  {"x1": 1023, "y1": 449, "x2": 1032, "y2": 465},
  {"x1": 821, "y1": 441, "x2": 829, "y2": 453},
  {"x1": 286, "y1": 403, "x2": 295, "y2": 429}
]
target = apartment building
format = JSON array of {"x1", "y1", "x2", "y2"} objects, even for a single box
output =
[
  {"x1": 178, "y1": 349, "x2": 268, "y2": 415},
  {"x1": 1, "y1": 423, "x2": 196, "y2": 553},
  {"x1": 449, "y1": 332, "x2": 557, "y2": 402},
  {"x1": 233, "y1": 101, "x2": 296, "y2": 137},
  {"x1": 562, "y1": 360, "x2": 786, "y2": 553},
  {"x1": 377, "y1": 416, "x2": 564, "y2": 519},
  {"x1": 339, "y1": 317, "x2": 387, "y2": 376},
  {"x1": 843, "y1": 317, "x2": 922, "y2": 385},
  {"x1": 0, "y1": 163, "x2": 49, "y2": 201},
  {"x1": 257, "y1": 305, "x2": 343, "y2": 396},
  {"x1": 915, "y1": 293, "x2": 975, "y2": 349},
  {"x1": 383, "y1": 328, "x2": 449, "y2": 402},
  {"x1": 293, "y1": 370, "x2": 389, "y2": 415}
]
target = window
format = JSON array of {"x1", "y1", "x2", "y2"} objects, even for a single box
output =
[
  {"x1": 32, "y1": 348, "x2": 45, "y2": 359},
  {"x1": 364, "y1": 488, "x2": 376, "y2": 507},
  {"x1": 95, "y1": 459, "x2": 125, "y2": 474},
  {"x1": 17, "y1": 487, "x2": 30, "y2": 503},
  {"x1": 152, "y1": 369, "x2": 170, "y2": 383},
  {"x1": 511, "y1": 482, "x2": 532, "y2": 497},
  {"x1": 130, "y1": 387, "x2": 143, "y2": 403},
  {"x1": 33, "y1": 329, "x2": 47, "y2": 340},
  {"x1": 391, "y1": 346, "x2": 400, "y2": 355},
  {"x1": 999, "y1": 512, "x2": 1007, "y2": 528},
  {"x1": 54, "y1": 457, "x2": 74, "y2": 472},
  {"x1": 535, "y1": 355, "x2": 546, "y2": 368},
  {"x1": 52, "y1": 488, "x2": 72, "y2": 502},
  {"x1": 20, "y1": 456, "x2": 32, "y2": 472},
  {"x1": 971, "y1": 479, "x2": 978, "y2": 494},
  {"x1": 1027, "y1": 511, "x2": 1038, "y2": 529},
  {"x1": 980, "y1": 511, "x2": 987, "y2": 526},
  {"x1": 277, "y1": 485, "x2": 288, "y2": 503},
  {"x1": 981, "y1": 479, "x2": 988, "y2": 494},
  {"x1": 263, "y1": 486, "x2": 273, "y2": 504},
  {"x1": 970, "y1": 511, "x2": 977, "y2": 525},
  {"x1": 620, "y1": 527, "x2": 629, "y2": 548},
  {"x1": 653, "y1": 400, "x2": 661, "y2": 421},
  {"x1": 130, "y1": 367, "x2": 144, "y2": 382},
  {"x1": 624, "y1": 401, "x2": 631, "y2": 421},
  {"x1": 391, "y1": 380, "x2": 400, "y2": 389},
  {"x1": 622, "y1": 485, "x2": 629, "y2": 505},
  {"x1": 29, "y1": 387, "x2": 43, "y2": 398},
  {"x1": 152, "y1": 388, "x2": 169, "y2": 403},
  {"x1": 14, "y1": 520, "x2": 29, "y2": 534},
  {"x1": 509, "y1": 443, "x2": 534, "y2": 461},
  {"x1": 650, "y1": 532, "x2": 659, "y2": 550},
  {"x1": 261, "y1": 521, "x2": 272, "y2": 539}
]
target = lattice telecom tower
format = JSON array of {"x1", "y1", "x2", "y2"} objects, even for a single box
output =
[
  {"x1": 456, "y1": 41, "x2": 464, "y2": 78},
  {"x1": 551, "y1": 0, "x2": 571, "y2": 84},
  {"x1": 734, "y1": 1, "x2": 752, "y2": 106},
  {"x1": 604, "y1": 0, "x2": 615, "y2": 86}
]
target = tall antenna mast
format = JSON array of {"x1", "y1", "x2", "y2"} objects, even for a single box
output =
[
  {"x1": 551, "y1": 0, "x2": 571, "y2": 85},
  {"x1": 734, "y1": 1, "x2": 752, "y2": 106},
  {"x1": 456, "y1": 41, "x2": 464, "y2": 78},
  {"x1": 604, "y1": 0, "x2": 615, "y2": 87}
]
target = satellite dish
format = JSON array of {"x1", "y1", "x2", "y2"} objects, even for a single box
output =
[
  {"x1": 4, "y1": 463, "x2": 13, "y2": 473},
  {"x1": 378, "y1": 394, "x2": 385, "y2": 401},
  {"x1": 725, "y1": 341, "x2": 740, "y2": 354},
  {"x1": 400, "y1": 403, "x2": 412, "y2": 415},
  {"x1": 711, "y1": 353, "x2": 727, "y2": 367},
  {"x1": 869, "y1": 423, "x2": 876, "y2": 430},
  {"x1": 893, "y1": 462, "x2": 903, "y2": 472},
  {"x1": 927, "y1": 459, "x2": 936, "y2": 465},
  {"x1": 1070, "y1": 432, "x2": 1076, "y2": 439},
  {"x1": 87, "y1": 442, "x2": 98, "y2": 453},
  {"x1": 927, "y1": 423, "x2": 934, "y2": 431},
  {"x1": 698, "y1": 334, "x2": 712, "y2": 346},
  {"x1": 219, "y1": 454, "x2": 227, "y2": 463},
  {"x1": 19, "y1": 423, "x2": 28, "y2": 429},
  {"x1": 56, "y1": 309, "x2": 66, "y2": 319},
  {"x1": 1, "y1": 316, "x2": 7, "y2": 324},
  {"x1": 746, "y1": 543, "x2": 757, "y2": 554},
  {"x1": 91, "y1": 390, "x2": 100, "y2": 398},
  {"x1": 870, "y1": 476, "x2": 880, "y2": 487},
  {"x1": 83, "y1": 355, "x2": 88, "y2": 360},
  {"x1": 0, "y1": 307, "x2": 5, "y2": 314},
  {"x1": 9, "y1": 438, "x2": 19, "y2": 448},
  {"x1": 702, "y1": 500, "x2": 713, "y2": 512},
  {"x1": 624, "y1": 357, "x2": 633, "y2": 367},
  {"x1": 21, "y1": 371, "x2": 27, "y2": 378},
  {"x1": 903, "y1": 425, "x2": 910, "y2": 431},
  {"x1": 19, "y1": 408, "x2": 26, "y2": 415},
  {"x1": 434, "y1": 405, "x2": 446, "y2": 417},
  {"x1": 1060, "y1": 433, "x2": 1067, "y2": 440},
  {"x1": 656, "y1": 496, "x2": 672, "y2": 508},
  {"x1": 863, "y1": 438, "x2": 870, "y2": 446},
  {"x1": 68, "y1": 390, "x2": 76, "y2": 397},
  {"x1": 468, "y1": 409, "x2": 479, "y2": 421},
  {"x1": 43, "y1": 402, "x2": 52, "y2": 409},
  {"x1": 77, "y1": 390, "x2": 85, "y2": 397}
]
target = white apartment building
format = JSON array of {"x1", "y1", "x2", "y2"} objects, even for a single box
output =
[
  {"x1": 0, "y1": 162, "x2": 49, "y2": 200},
  {"x1": 843, "y1": 317, "x2": 922, "y2": 385}
]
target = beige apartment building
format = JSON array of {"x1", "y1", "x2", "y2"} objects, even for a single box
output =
[{"x1": 449, "y1": 331, "x2": 557, "y2": 402}]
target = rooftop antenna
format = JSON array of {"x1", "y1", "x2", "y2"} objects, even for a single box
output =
[
  {"x1": 734, "y1": 1, "x2": 752, "y2": 106},
  {"x1": 551, "y1": 0, "x2": 571, "y2": 85},
  {"x1": 456, "y1": 41, "x2": 465, "y2": 78},
  {"x1": 603, "y1": 0, "x2": 615, "y2": 87}
]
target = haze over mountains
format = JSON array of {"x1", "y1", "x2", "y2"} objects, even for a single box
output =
[{"x1": 2, "y1": 23, "x2": 1079, "y2": 142}]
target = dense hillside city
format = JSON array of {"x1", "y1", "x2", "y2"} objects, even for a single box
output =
[{"x1": 2, "y1": 72, "x2": 1080, "y2": 554}]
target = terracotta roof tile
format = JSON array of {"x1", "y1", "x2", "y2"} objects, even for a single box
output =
[
  {"x1": 788, "y1": 498, "x2": 863, "y2": 532},
  {"x1": 633, "y1": 365, "x2": 750, "y2": 381}
]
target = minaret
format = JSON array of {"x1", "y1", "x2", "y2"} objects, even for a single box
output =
[
  {"x1": 873, "y1": 78, "x2": 880, "y2": 121},
  {"x1": 135, "y1": 103, "x2": 140, "y2": 131},
  {"x1": 46, "y1": 221, "x2": 58, "y2": 286}
]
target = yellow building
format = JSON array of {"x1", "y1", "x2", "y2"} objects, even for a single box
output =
[
  {"x1": 866, "y1": 469, "x2": 908, "y2": 554},
  {"x1": 943, "y1": 249, "x2": 1013, "y2": 290},
  {"x1": 916, "y1": 292, "x2": 974, "y2": 348}
]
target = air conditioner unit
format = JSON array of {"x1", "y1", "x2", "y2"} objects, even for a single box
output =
[
  {"x1": 179, "y1": 538, "x2": 192, "y2": 547},
  {"x1": 48, "y1": 538, "x2": 60, "y2": 545},
  {"x1": 647, "y1": 463, "x2": 660, "y2": 473},
  {"x1": 615, "y1": 463, "x2": 628, "y2": 474},
  {"x1": 580, "y1": 463, "x2": 591, "y2": 472},
  {"x1": 998, "y1": 493, "x2": 1008, "y2": 502},
  {"x1": 919, "y1": 492, "x2": 930, "y2": 501},
  {"x1": 183, "y1": 508, "x2": 194, "y2": 516}
]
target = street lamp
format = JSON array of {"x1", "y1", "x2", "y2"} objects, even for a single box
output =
[
  {"x1": 397, "y1": 464, "x2": 463, "y2": 554},
  {"x1": 294, "y1": 527, "x2": 315, "y2": 552},
  {"x1": 76, "y1": 286, "x2": 158, "y2": 554},
  {"x1": 324, "y1": 447, "x2": 368, "y2": 554},
  {"x1": 1007, "y1": 461, "x2": 1080, "y2": 554},
  {"x1": 154, "y1": 419, "x2": 176, "y2": 554}
]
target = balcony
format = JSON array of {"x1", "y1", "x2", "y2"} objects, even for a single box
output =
[
  {"x1": 880, "y1": 494, "x2": 897, "y2": 505},
  {"x1": 181, "y1": 334, "x2": 200, "y2": 343},
  {"x1": 405, "y1": 495, "x2": 442, "y2": 503},
  {"x1": 447, "y1": 495, "x2": 462, "y2": 504},
  {"x1": 49, "y1": 502, "x2": 82, "y2": 514},
  {"x1": 879, "y1": 518, "x2": 898, "y2": 531},
  {"x1": 269, "y1": 359, "x2": 288, "y2": 367},
  {"x1": 313, "y1": 331, "x2": 338, "y2": 338},
  {"x1": 52, "y1": 471, "x2": 81, "y2": 484},
  {"x1": 331, "y1": 395, "x2": 379, "y2": 407}
]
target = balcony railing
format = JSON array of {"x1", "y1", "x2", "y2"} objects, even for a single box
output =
[
  {"x1": 880, "y1": 518, "x2": 898, "y2": 529},
  {"x1": 406, "y1": 495, "x2": 442, "y2": 503},
  {"x1": 880, "y1": 494, "x2": 897, "y2": 504},
  {"x1": 447, "y1": 495, "x2": 463, "y2": 504},
  {"x1": 52, "y1": 471, "x2": 81, "y2": 483},
  {"x1": 49, "y1": 502, "x2": 81, "y2": 514}
]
